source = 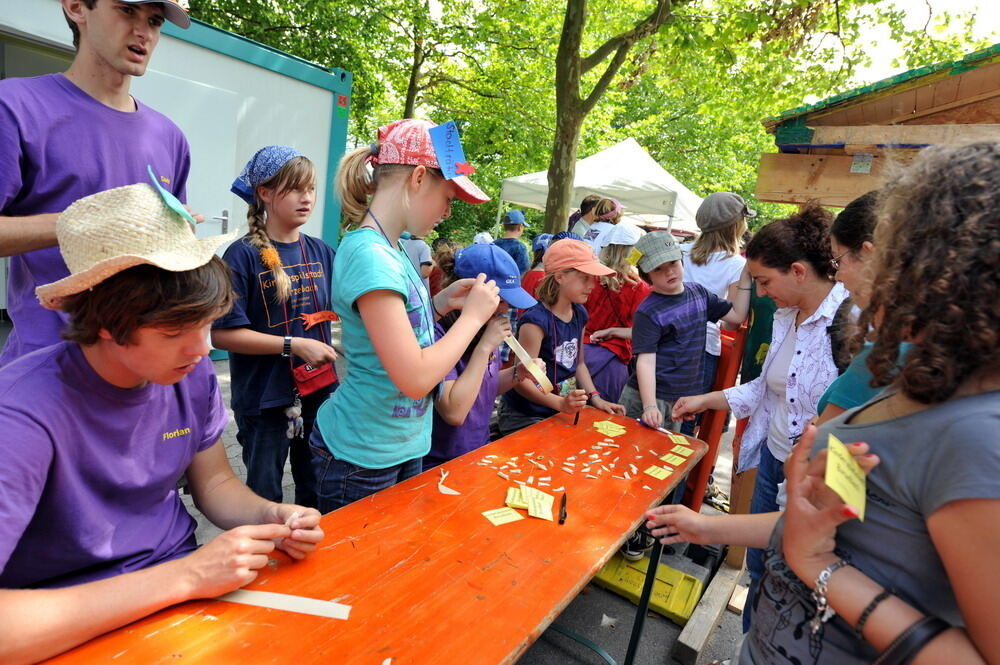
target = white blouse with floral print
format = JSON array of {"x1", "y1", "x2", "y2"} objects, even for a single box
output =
[{"x1": 726, "y1": 282, "x2": 848, "y2": 472}]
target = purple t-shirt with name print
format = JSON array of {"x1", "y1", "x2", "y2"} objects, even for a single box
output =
[
  {"x1": 0, "y1": 74, "x2": 190, "y2": 366},
  {"x1": 627, "y1": 283, "x2": 732, "y2": 401},
  {"x1": 0, "y1": 342, "x2": 227, "y2": 589},
  {"x1": 428, "y1": 323, "x2": 502, "y2": 463}
]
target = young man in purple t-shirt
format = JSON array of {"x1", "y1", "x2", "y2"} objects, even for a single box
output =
[
  {"x1": 0, "y1": 183, "x2": 325, "y2": 664},
  {"x1": 0, "y1": 0, "x2": 196, "y2": 365}
]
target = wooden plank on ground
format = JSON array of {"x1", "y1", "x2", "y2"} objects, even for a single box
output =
[
  {"x1": 725, "y1": 467, "x2": 756, "y2": 569},
  {"x1": 728, "y1": 583, "x2": 749, "y2": 616},
  {"x1": 672, "y1": 563, "x2": 743, "y2": 665}
]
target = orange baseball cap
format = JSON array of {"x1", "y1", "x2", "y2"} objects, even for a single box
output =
[
  {"x1": 543, "y1": 239, "x2": 614, "y2": 276},
  {"x1": 372, "y1": 119, "x2": 489, "y2": 205}
]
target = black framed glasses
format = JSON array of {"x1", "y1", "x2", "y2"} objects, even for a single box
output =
[{"x1": 830, "y1": 249, "x2": 851, "y2": 270}]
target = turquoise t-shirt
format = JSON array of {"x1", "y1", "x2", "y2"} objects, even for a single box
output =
[
  {"x1": 817, "y1": 343, "x2": 912, "y2": 413},
  {"x1": 315, "y1": 228, "x2": 435, "y2": 468}
]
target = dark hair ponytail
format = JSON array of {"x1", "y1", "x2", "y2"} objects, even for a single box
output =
[
  {"x1": 746, "y1": 202, "x2": 835, "y2": 279},
  {"x1": 831, "y1": 191, "x2": 878, "y2": 252}
]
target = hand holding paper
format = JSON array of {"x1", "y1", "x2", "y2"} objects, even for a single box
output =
[{"x1": 781, "y1": 427, "x2": 881, "y2": 584}]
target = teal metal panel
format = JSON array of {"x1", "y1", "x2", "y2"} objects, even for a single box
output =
[{"x1": 162, "y1": 18, "x2": 352, "y2": 246}]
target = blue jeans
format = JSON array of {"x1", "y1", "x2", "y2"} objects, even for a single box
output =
[
  {"x1": 681, "y1": 351, "x2": 719, "y2": 436},
  {"x1": 743, "y1": 443, "x2": 785, "y2": 632},
  {"x1": 234, "y1": 390, "x2": 327, "y2": 508},
  {"x1": 310, "y1": 443, "x2": 423, "y2": 513}
]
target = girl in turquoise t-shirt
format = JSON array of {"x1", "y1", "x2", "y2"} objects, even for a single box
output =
[{"x1": 310, "y1": 119, "x2": 500, "y2": 512}]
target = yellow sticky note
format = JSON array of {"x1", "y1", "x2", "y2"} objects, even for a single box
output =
[
  {"x1": 668, "y1": 433, "x2": 688, "y2": 446},
  {"x1": 482, "y1": 507, "x2": 525, "y2": 526},
  {"x1": 522, "y1": 486, "x2": 555, "y2": 521},
  {"x1": 594, "y1": 420, "x2": 627, "y2": 437},
  {"x1": 659, "y1": 454, "x2": 686, "y2": 467},
  {"x1": 672, "y1": 445, "x2": 694, "y2": 457},
  {"x1": 643, "y1": 465, "x2": 670, "y2": 480},
  {"x1": 824, "y1": 434, "x2": 867, "y2": 521},
  {"x1": 505, "y1": 487, "x2": 528, "y2": 510}
]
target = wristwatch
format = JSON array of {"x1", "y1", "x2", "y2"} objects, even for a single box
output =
[{"x1": 281, "y1": 336, "x2": 293, "y2": 358}]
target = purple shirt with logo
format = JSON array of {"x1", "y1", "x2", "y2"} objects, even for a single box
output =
[
  {"x1": 0, "y1": 74, "x2": 190, "y2": 365},
  {"x1": 0, "y1": 342, "x2": 226, "y2": 589},
  {"x1": 427, "y1": 323, "x2": 502, "y2": 465}
]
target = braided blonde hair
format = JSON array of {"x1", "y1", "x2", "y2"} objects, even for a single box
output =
[{"x1": 247, "y1": 155, "x2": 316, "y2": 303}]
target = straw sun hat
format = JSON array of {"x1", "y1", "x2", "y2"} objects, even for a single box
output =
[{"x1": 36, "y1": 183, "x2": 235, "y2": 309}]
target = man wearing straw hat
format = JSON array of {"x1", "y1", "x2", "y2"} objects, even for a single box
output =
[
  {"x1": 0, "y1": 182, "x2": 324, "y2": 663},
  {"x1": 0, "y1": 0, "x2": 195, "y2": 366}
]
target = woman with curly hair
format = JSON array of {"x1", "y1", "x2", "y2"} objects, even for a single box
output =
[
  {"x1": 672, "y1": 202, "x2": 848, "y2": 630},
  {"x1": 649, "y1": 142, "x2": 1000, "y2": 664}
]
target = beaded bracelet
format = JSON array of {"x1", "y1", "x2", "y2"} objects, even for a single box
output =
[{"x1": 855, "y1": 588, "x2": 893, "y2": 640}]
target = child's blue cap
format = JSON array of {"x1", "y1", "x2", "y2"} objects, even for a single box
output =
[
  {"x1": 503, "y1": 210, "x2": 527, "y2": 226},
  {"x1": 455, "y1": 244, "x2": 537, "y2": 309},
  {"x1": 552, "y1": 230, "x2": 583, "y2": 242},
  {"x1": 532, "y1": 233, "x2": 553, "y2": 252}
]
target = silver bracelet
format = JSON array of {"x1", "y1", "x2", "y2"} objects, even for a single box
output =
[
  {"x1": 643, "y1": 405, "x2": 659, "y2": 411},
  {"x1": 810, "y1": 559, "x2": 850, "y2": 633}
]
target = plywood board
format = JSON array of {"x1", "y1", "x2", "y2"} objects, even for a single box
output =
[{"x1": 755, "y1": 153, "x2": 906, "y2": 206}]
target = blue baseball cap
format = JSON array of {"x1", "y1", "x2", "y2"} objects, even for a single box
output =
[
  {"x1": 454, "y1": 244, "x2": 537, "y2": 309},
  {"x1": 503, "y1": 210, "x2": 527, "y2": 226},
  {"x1": 532, "y1": 233, "x2": 553, "y2": 252}
]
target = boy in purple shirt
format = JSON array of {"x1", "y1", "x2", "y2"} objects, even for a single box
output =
[
  {"x1": 0, "y1": 0, "x2": 195, "y2": 365},
  {"x1": 425, "y1": 243, "x2": 542, "y2": 469},
  {"x1": 0, "y1": 182, "x2": 324, "y2": 664},
  {"x1": 621, "y1": 232, "x2": 751, "y2": 430}
]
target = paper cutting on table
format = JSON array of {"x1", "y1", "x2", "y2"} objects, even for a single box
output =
[
  {"x1": 505, "y1": 486, "x2": 529, "y2": 510},
  {"x1": 522, "y1": 485, "x2": 555, "y2": 521},
  {"x1": 437, "y1": 468, "x2": 461, "y2": 495},
  {"x1": 824, "y1": 434, "x2": 867, "y2": 521},
  {"x1": 667, "y1": 433, "x2": 688, "y2": 446},
  {"x1": 643, "y1": 465, "x2": 670, "y2": 480},
  {"x1": 594, "y1": 421, "x2": 627, "y2": 437},
  {"x1": 671, "y1": 445, "x2": 694, "y2": 457},
  {"x1": 659, "y1": 454, "x2": 687, "y2": 467},
  {"x1": 482, "y1": 507, "x2": 525, "y2": 526},
  {"x1": 218, "y1": 590, "x2": 351, "y2": 620}
]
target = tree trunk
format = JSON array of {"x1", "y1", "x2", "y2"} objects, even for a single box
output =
[
  {"x1": 403, "y1": 41, "x2": 424, "y2": 118},
  {"x1": 543, "y1": 112, "x2": 584, "y2": 233}
]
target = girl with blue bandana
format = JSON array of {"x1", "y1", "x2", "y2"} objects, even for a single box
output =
[
  {"x1": 212, "y1": 146, "x2": 338, "y2": 508},
  {"x1": 310, "y1": 118, "x2": 501, "y2": 511}
]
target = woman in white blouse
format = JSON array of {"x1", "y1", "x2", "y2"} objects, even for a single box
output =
[{"x1": 672, "y1": 202, "x2": 848, "y2": 631}]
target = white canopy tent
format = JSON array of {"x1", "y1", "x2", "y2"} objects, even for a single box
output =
[{"x1": 498, "y1": 138, "x2": 702, "y2": 234}]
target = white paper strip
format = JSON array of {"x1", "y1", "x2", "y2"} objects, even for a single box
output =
[
  {"x1": 218, "y1": 589, "x2": 351, "y2": 620},
  {"x1": 504, "y1": 335, "x2": 554, "y2": 392}
]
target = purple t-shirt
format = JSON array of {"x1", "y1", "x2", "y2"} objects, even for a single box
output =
[
  {"x1": 0, "y1": 342, "x2": 226, "y2": 589},
  {"x1": 0, "y1": 74, "x2": 190, "y2": 365},
  {"x1": 428, "y1": 323, "x2": 502, "y2": 463},
  {"x1": 627, "y1": 283, "x2": 732, "y2": 401},
  {"x1": 503, "y1": 302, "x2": 588, "y2": 418}
]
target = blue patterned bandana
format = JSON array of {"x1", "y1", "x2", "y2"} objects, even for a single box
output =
[{"x1": 231, "y1": 145, "x2": 302, "y2": 204}]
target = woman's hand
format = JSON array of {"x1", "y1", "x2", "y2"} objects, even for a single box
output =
[
  {"x1": 291, "y1": 337, "x2": 338, "y2": 366},
  {"x1": 559, "y1": 389, "x2": 588, "y2": 414},
  {"x1": 592, "y1": 396, "x2": 626, "y2": 416},
  {"x1": 782, "y1": 426, "x2": 880, "y2": 585},
  {"x1": 671, "y1": 394, "x2": 710, "y2": 422},
  {"x1": 645, "y1": 505, "x2": 711, "y2": 545}
]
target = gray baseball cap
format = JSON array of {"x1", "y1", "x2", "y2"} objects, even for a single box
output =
[
  {"x1": 695, "y1": 192, "x2": 756, "y2": 232},
  {"x1": 633, "y1": 231, "x2": 682, "y2": 273},
  {"x1": 120, "y1": 0, "x2": 191, "y2": 28}
]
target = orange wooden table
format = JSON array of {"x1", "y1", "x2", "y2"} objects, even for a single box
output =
[{"x1": 46, "y1": 409, "x2": 705, "y2": 665}]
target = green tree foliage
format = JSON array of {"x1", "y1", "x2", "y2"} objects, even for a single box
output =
[{"x1": 189, "y1": 0, "x2": 985, "y2": 240}]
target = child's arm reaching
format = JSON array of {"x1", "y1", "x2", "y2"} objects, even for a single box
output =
[
  {"x1": 645, "y1": 505, "x2": 780, "y2": 549},
  {"x1": 574, "y1": 344, "x2": 625, "y2": 415},
  {"x1": 359, "y1": 274, "x2": 500, "y2": 400},
  {"x1": 720, "y1": 265, "x2": 753, "y2": 327},
  {"x1": 435, "y1": 315, "x2": 511, "y2": 426},
  {"x1": 636, "y1": 353, "x2": 662, "y2": 427}
]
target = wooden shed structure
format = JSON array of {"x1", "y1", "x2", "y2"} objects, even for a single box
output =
[{"x1": 755, "y1": 43, "x2": 1000, "y2": 207}]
